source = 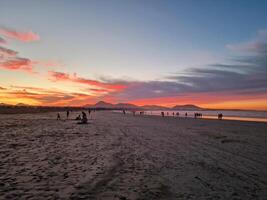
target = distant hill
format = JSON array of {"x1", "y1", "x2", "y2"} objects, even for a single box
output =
[
  {"x1": 0, "y1": 103, "x2": 11, "y2": 106},
  {"x1": 83, "y1": 101, "x2": 203, "y2": 110},
  {"x1": 16, "y1": 103, "x2": 30, "y2": 107},
  {"x1": 92, "y1": 101, "x2": 114, "y2": 108},
  {"x1": 141, "y1": 105, "x2": 169, "y2": 110},
  {"x1": 114, "y1": 103, "x2": 139, "y2": 109},
  {"x1": 172, "y1": 104, "x2": 203, "y2": 110},
  {"x1": 85, "y1": 101, "x2": 139, "y2": 109}
]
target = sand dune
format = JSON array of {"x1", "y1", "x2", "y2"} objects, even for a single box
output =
[{"x1": 0, "y1": 111, "x2": 267, "y2": 199}]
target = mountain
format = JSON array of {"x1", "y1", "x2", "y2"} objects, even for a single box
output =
[
  {"x1": 172, "y1": 104, "x2": 202, "y2": 110},
  {"x1": 0, "y1": 103, "x2": 11, "y2": 106},
  {"x1": 83, "y1": 103, "x2": 93, "y2": 108},
  {"x1": 114, "y1": 103, "x2": 139, "y2": 109},
  {"x1": 83, "y1": 101, "x2": 203, "y2": 111},
  {"x1": 16, "y1": 103, "x2": 30, "y2": 107},
  {"x1": 141, "y1": 105, "x2": 169, "y2": 110},
  {"x1": 92, "y1": 101, "x2": 114, "y2": 108},
  {"x1": 85, "y1": 101, "x2": 139, "y2": 109}
]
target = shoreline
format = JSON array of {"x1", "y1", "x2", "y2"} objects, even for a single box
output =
[{"x1": 113, "y1": 110, "x2": 267, "y2": 123}]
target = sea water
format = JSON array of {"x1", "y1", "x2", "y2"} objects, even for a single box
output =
[{"x1": 130, "y1": 110, "x2": 267, "y2": 123}]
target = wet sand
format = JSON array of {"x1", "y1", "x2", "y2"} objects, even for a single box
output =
[{"x1": 0, "y1": 111, "x2": 267, "y2": 199}]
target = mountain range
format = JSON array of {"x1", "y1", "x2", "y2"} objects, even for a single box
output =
[{"x1": 84, "y1": 101, "x2": 203, "y2": 110}]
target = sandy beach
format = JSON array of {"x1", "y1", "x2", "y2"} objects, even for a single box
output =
[{"x1": 0, "y1": 111, "x2": 267, "y2": 200}]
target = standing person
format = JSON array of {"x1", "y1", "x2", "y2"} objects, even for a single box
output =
[
  {"x1": 57, "y1": 113, "x2": 61, "y2": 120},
  {"x1": 88, "y1": 108, "x2": 91, "y2": 115},
  {"x1": 81, "y1": 111, "x2": 88, "y2": 124},
  {"x1": 218, "y1": 113, "x2": 223, "y2": 120},
  {"x1": 161, "y1": 112, "x2": 165, "y2": 117},
  {"x1": 66, "y1": 110, "x2": 70, "y2": 119},
  {"x1": 185, "y1": 112, "x2": 188, "y2": 117}
]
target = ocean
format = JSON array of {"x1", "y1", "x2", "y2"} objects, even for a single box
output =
[{"x1": 130, "y1": 110, "x2": 267, "y2": 123}]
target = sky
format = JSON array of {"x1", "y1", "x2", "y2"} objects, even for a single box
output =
[{"x1": 0, "y1": 0, "x2": 267, "y2": 109}]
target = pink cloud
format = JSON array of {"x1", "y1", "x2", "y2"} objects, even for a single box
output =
[
  {"x1": 0, "y1": 57, "x2": 33, "y2": 72},
  {"x1": 0, "y1": 27, "x2": 40, "y2": 42},
  {"x1": 0, "y1": 37, "x2": 6, "y2": 44},
  {"x1": 0, "y1": 46, "x2": 34, "y2": 73},
  {"x1": 0, "y1": 46, "x2": 18, "y2": 56},
  {"x1": 49, "y1": 71, "x2": 127, "y2": 91}
]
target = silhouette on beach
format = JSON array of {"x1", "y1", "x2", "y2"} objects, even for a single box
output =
[
  {"x1": 57, "y1": 113, "x2": 61, "y2": 120},
  {"x1": 75, "y1": 114, "x2": 81, "y2": 120},
  {"x1": 76, "y1": 111, "x2": 88, "y2": 124},
  {"x1": 194, "y1": 112, "x2": 202, "y2": 118},
  {"x1": 66, "y1": 110, "x2": 70, "y2": 119}
]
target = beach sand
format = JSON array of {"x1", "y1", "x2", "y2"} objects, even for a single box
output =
[{"x1": 0, "y1": 111, "x2": 267, "y2": 200}]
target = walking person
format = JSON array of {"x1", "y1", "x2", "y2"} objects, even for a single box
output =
[{"x1": 57, "y1": 113, "x2": 61, "y2": 120}]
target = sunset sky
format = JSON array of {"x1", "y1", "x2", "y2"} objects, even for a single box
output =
[{"x1": 0, "y1": 0, "x2": 267, "y2": 109}]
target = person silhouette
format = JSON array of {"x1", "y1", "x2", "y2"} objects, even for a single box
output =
[
  {"x1": 75, "y1": 114, "x2": 81, "y2": 120},
  {"x1": 57, "y1": 113, "x2": 61, "y2": 120},
  {"x1": 81, "y1": 111, "x2": 88, "y2": 124},
  {"x1": 66, "y1": 110, "x2": 70, "y2": 119}
]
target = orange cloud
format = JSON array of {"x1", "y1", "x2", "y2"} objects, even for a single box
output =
[
  {"x1": 49, "y1": 71, "x2": 127, "y2": 91},
  {"x1": 0, "y1": 46, "x2": 36, "y2": 73},
  {"x1": 0, "y1": 86, "x2": 95, "y2": 106},
  {"x1": 0, "y1": 27, "x2": 40, "y2": 42}
]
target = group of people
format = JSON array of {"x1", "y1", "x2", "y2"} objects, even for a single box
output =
[
  {"x1": 161, "y1": 111, "x2": 185, "y2": 117},
  {"x1": 57, "y1": 109, "x2": 224, "y2": 122},
  {"x1": 160, "y1": 111, "x2": 223, "y2": 119},
  {"x1": 194, "y1": 112, "x2": 203, "y2": 118},
  {"x1": 56, "y1": 109, "x2": 94, "y2": 124}
]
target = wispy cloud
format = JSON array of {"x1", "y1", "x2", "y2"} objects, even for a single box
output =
[
  {"x1": 0, "y1": 57, "x2": 33, "y2": 72},
  {"x1": 0, "y1": 46, "x2": 34, "y2": 72},
  {"x1": 107, "y1": 30, "x2": 267, "y2": 105},
  {"x1": 0, "y1": 26, "x2": 40, "y2": 42},
  {"x1": 0, "y1": 46, "x2": 18, "y2": 56},
  {"x1": 0, "y1": 37, "x2": 6, "y2": 44},
  {"x1": 226, "y1": 30, "x2": 267, "y2": 53},
  {"x1": 49, "y1": 71, "x2": 128, "y2": 91},
  {"x1": 0, "y1": 26, "x2": 40, "y2": 73},
  {"x1": 0, "y1": 85, "x2": 94, "y2": 106}
]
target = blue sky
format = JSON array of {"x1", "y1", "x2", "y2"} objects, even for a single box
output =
[
  {"x1": 0, "y1": 0, "x2": 267, "y2": 108},
  {"x1": 1, "y1": 0, "x2": 267, "y2": 79}
]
